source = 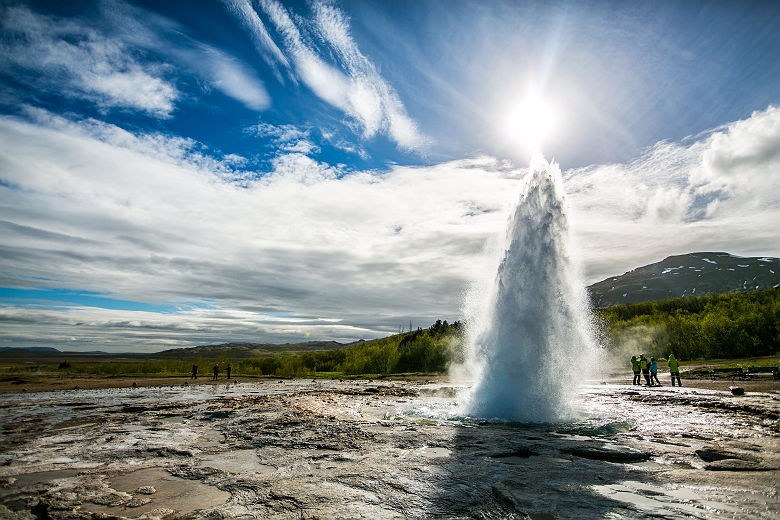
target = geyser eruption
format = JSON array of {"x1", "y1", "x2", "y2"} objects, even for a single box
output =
[{"x1": 463, "y1": 157, "x2": 597, "y2": 422}]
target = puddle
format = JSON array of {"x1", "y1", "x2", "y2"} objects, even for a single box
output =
[
  {"x1": 592, "y1": 480, "x2": 743, "y2": 517},
  {"x1": 418, "y1": 447, "x2": 451, "y2": 459},
  {"x1": 199, "y1": 449, "x2": 276, "y2": 475},
  {"x1": 85, "y1": 467, "x2": 230, "y2": 517},
  {"x1": 197, "y1": 428, "x2": 226, "y2": 448},
  {"x1": 0, "y1": 469, "x2": 82, "y2": 496},
  {"x1": 159, "y1": 415, "x2": 187, "y2": 425}
]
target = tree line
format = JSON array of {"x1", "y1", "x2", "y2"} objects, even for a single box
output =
[
  {"x1": 40, "y1": 289, "x2": 776, "y2": 379},
  {"x1": 235, "y1": 286, "x2": 778, "y2": 378},
  {"x1": 599, "y1": 287, "x2": 778, "y2": 360},
  {"x1": 237, "y1": 320, "x2": 463, "y2": 377}
]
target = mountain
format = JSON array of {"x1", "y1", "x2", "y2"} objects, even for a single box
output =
[
  {"x1": 152, "y1": 340, "x2": 347, "y2": 359},
  {"x1": 587, "y1": 252, "x2": 779, "y2": 308}
]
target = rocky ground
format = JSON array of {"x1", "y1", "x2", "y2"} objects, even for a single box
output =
[{"x1": 0, "y1": 378, "x2": 778, "y2": 519}]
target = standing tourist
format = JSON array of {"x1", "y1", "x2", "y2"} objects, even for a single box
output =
[
  {"x1": 649, "y1": 357, "x2": 661, "y2": 386},
  {"x1": 631, "y1": 356, "x2": 641, "y2": 385},
  {"x1": 668, "y1": 353, "x2": 682, "y2": 387},
  {"x1": 639, "y1": 354, "x2": 651, "y2": 386}
]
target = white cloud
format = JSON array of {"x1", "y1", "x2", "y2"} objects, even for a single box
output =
[
  {"x1": 262, "y1": 153, "x2": 339, "y2": 184},
  {"x1": 563, "y1": 105, "x2": 780, "y2": 281},
  {"x1": 644, "y1": 187, "x2": 691, "y2": 224},
  {"x1": 197, "y1": 45, "x2": 270, "y2": 111},
  {"x1": 0, "y1": 5, "x2": 178, "y2": 117},
  {"x1": 698, "y1": 105, "x2": 780, "y2": 199},
  {"x1": 251, "y1": 122, "x2": 308, "y2": 141},
  {"x1": 0, "y1": 110, "x2": 519, "y2": 350},
  {"x1": 319, "y1": 131, "x2": 369, "y2": 159},
  {"x1": 248, "y1": 122, "x2": 321, "y2": 155},
  {"x1": 0, "y1": 304, "x2": 378, "y2": 352},
  {"x1": 280, "y1": 140, "x2": 319, "y2": 154},
  {"x1": 1, "y1": 106, "x2": 778, "y2": 351}
]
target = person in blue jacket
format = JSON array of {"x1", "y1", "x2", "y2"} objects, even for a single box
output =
[{"x1": 649, "y1": 357, "x2": 661, "y2": 386}]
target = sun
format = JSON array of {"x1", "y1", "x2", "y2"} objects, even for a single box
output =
[{"x1": 504, "y1": 92, "x2": 556, "y2": 155}]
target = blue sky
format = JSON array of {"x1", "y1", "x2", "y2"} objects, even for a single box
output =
[{"x1": 1, "y1": 0, "x2": 779, "y2": 351}]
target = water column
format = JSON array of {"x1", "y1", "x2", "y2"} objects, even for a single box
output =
[{"x1": 463, "y1": 157, "x2": 598, "y2": 422}]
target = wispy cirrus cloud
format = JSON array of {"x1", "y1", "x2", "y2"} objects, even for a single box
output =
[
  {"x1": 311, "y1": 1, "x2": 424, "y2": 152},
  {"x1": 193, "y1": 44, "x2": 270, "y2": 111},
  {"x1": 225, "y1": 0, "x2": 427, "y2": 152},
  {"x1": 99, "y1": 0, "x2": 271, "y2": 113},
  {"x1": 0, "y1": 2, "x2": 271, "y2": 117},
  {"x1": 0, "y1": 5, "x2": 178, "y2": 118},
  {"x1": 221, "y1": 0, "x2": 291, "y2": 81}
]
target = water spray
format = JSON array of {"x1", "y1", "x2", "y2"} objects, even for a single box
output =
[{"x1": 462, "y1": 155, "x2": 598, "y2": 422}]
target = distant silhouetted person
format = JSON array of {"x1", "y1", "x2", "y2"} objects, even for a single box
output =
[
  {"x1": 226, "y1": 363, "x2": 231, "y2": 379},
  {"x1": 631, "y1": 356, "x2": 640, "y2": 385},
  {"x1": 649, "y1": 357, "x2": 661, "y2": 386},
  {"x1": 213, "y1": 364, "x2": 219, "y2": 380},
  {"x1": 668, "y1": 353, "x2": 682, "y2": 386},
  {"x1": 191, "y1": 364, "x2": 198, "y2": 380},
  {"x1": 639, "y1": 354, "x2": 650, "y2": 386}
]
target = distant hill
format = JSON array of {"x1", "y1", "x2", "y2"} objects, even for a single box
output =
[
  {"x1": 0, "y1": 346, "x2": 61, "y2": 353},
  {"x1": 0, "y1": 341, "x2": 353, "y2": 360},
  {"x1": 587, "y1": 252, "x2": 779, "y2": 308},
  {"x1": 151, "y1": 340, "x2": 348, "y2": 360}
]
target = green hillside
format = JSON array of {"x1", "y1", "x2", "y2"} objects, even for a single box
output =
[
  {"x1": 237, "y1": 320, "x2": 463, "y2": 377},
  {"x1": 153, "y1": 340, "x2": 347, "y2": 359}
]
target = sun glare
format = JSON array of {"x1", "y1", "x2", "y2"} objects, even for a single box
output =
[{"x1": 504, "y1": 93, "x2": 556, "y2": 155}]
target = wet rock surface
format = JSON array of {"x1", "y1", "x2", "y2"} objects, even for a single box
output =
[
  {"x1": 561, "y1": 444, "x2": 652, "y2": 463},
  {"x1": 0, "y1": 380, "x2": 777, "y2": 519}
]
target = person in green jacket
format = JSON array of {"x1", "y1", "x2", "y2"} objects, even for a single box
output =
[
  {"x1": 631, "y1": 356, "x2": 640, "y2": 385},
  {"x1": 668, "y1": 353, "x2": 682, "y2": 386},
  {"x1": 639, "y1": 354, "x2": 650, "y2": 386}
]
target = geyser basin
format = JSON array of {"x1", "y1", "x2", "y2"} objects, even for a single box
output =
[
  {"x1": 1, "y1": 380, "x2": 777, "y2": 519},
  {"x1": 463, "y1": 158, "x2": 598, "y2": 422}
]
